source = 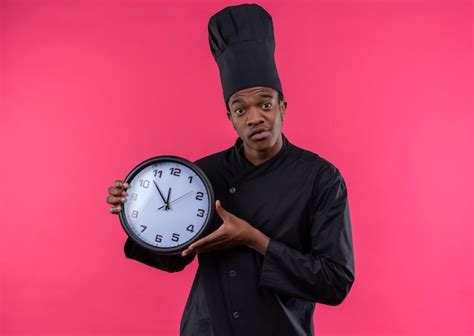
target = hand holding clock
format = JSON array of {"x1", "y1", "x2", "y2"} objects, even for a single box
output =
[
  {"x1": 107, "y1": 179, "x2": 128, "y2": 214},
  {"x1": 181, "y1": 200, "x2": 270, "y2": 256},
  {"x1": 106, "y1": 157, "x2": 269, "y2": 256},
  {"x1": 107, "y1": 181, "x2": 269, "y2": 255}
]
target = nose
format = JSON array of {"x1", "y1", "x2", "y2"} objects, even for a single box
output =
[{"x1": 246, "y1": 107, "x2": 264, "y2": 127}]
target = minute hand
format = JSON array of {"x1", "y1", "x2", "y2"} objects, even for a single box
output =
[{"x1": 153, "y1": 180, "x2": 168, "y2": 205}]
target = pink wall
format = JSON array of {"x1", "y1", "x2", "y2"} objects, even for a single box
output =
[{"x1": 1, "y1": 0, "x2": 472, "y2": 335}]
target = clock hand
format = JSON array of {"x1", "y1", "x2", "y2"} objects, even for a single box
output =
[
  {"x1": 158, "y1": 204, "x2": 167, "y2": 211},
  {"x1": 158, "y1": 188, "x2": 174, "y2": 211},
  {"x1": 165, "y1": 187, "x2": 171, "y2": 210},
  {"x1": 158, "y1": 190, "x2": 194, "y2": 210},
  {"x1": 153, "y1": 180, "x2": 168, "y2": 207},
  {"x1": 169, "y1": 190, "x2": 194, "y2": 205}
]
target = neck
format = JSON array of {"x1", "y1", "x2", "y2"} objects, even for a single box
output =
[{"x1": 243, "y1": 134, "x2": 283, "y2": 166}]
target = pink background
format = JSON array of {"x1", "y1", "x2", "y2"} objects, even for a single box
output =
[{"x1": 1, "y1": 0, "x2": 472, "y2": 335}]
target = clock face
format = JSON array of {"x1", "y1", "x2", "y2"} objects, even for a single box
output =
[{"x1": 119, "y1": 156, "x2": 214, "y2": 254}]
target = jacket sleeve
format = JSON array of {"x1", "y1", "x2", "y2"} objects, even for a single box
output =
[
  {"x1": 258, "y1": 165, "x2": 355, "y2": 305},
  {"x1": 124, "y1": 237, "x2": 196, "y2": 273}
]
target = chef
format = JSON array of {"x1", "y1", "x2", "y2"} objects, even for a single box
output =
[{"x1": 107, "y1": 3, "x2": 355, "y2": 335}]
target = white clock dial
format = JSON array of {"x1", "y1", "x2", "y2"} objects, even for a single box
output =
[{"x1": 120, "y1": 157, "x2": 213, "y2": 253}]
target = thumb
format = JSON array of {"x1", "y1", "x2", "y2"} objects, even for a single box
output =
[{"x1": 215, "y1": 200, "x2": 230, "y2": 220}]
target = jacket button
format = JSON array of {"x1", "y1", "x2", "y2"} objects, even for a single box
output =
[
  {"x1": 229, "y1": 187, "x2": 236, "y2": 194},
  {"x1": 233, "y1": 311, "x2": 240, "y2": 319},
  {"x1": 229, "y1": 270, "x2": 237, "y2": 277}
]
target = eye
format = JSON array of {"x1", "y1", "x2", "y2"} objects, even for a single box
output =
[
  {"x1": 234, "y1": 108, "x2": 245, "y2": 115},
  {"x1": 262, "y1": 102, "x2": 272, "y2": 110}
]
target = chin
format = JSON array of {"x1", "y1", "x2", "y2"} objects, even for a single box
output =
[{"x1": 247, "y1": 136, "x2": 277, "y2": 152}]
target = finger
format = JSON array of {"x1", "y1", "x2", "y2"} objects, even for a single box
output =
[
  {"x1": 114, "y1": 180, "x2": 129, "y2": 189},
  {"x1": 108, "y1": 186, "x2": 128, "y2": 197},
  {"x1": 182, "y1": 235, "x2": 226, "y2": 256},
  {"x1": 187, "y1": 228, "x2": 225, "y2": 251},
  {"x1": 191, "y1": 238, "x2": 229, "y2": 254},
  {"x1": 106, "y1": 195, "x2": 126, "y2": 205},
  {"x1": 109, "y1": 205, "x2": 122, "y2": 214},
  {"x1": 215, "y1": 200, "x2": 231, "y2": 220},
  {"x1": 181, "y1": 248, "x2": 192, "y2": 256}
]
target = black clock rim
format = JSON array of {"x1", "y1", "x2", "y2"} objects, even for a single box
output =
[{"x1": 118, "y1": 155, "x2": 215, "y2": 255}]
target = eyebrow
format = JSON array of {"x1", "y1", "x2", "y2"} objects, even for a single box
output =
[{"x1": 230, "y1": 93, "x2": 274, "y2": 106}]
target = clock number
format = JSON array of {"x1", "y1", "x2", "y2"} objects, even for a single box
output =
[
  {"x1": 196, "y1": 192, "x2": 204, "y2": 201},
  {"x1": 186, "y1": 224, "x2": 195, "y2": 233},
  {"x1": 155, "y1": 234, "x2": 163, "y2": 243},
  {"x1": 170, "y1": 168, "x2": 181, "y2": 177},
  {"x1": 132, "y1": 210, "x2": 139, "y2": 218},
  {"x1": 131, "y1": 193, "x2": 138, "y2": 201},
  {"x1": 171, "y1": 233, "x2": 180, "y2": 242},
  {"x1": 188, "y1": 176, "x2": 193, "y2": 184},
  {"x1": 197, "y1": 209, "x2": 205, "y2": 217},
  {"x1": 153, "y1": 169, "x2": 162, "y2": 178},
  {"x1": 139, "y1": 179, "x2": 149, "y2": 188},
  {"x1": 140, "y1": 225, "x2": 147, "y2": 233}
]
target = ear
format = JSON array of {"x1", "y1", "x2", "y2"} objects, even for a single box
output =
[
  {"x1": 227, "y1": 112, "x2": 237, "y2": 130},
  {"x1": 279, "y1": 100, "x2": 287, "y2": 122}
]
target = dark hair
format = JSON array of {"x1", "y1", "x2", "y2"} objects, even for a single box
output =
[{"x1": 226, "y1": 89, "x2": 284, "y2": 112}]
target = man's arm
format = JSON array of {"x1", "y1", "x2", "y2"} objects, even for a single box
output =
[
  {"x1": 257, "y1": 165, "x2": 355, "y2": 305},
  {"x1": 124, "y1": 237, "x2": 196, "y2": 272},
  {"x1": 179, "y1": 165, "x2": 355, "y2": 305}
]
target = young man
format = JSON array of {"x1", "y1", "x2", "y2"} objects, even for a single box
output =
[{"x1": 106, "y1": 4, "x2": 355, "y2": 335}]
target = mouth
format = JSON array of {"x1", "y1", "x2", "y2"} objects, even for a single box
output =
[{"x1": 248, "y1": 127, "x2": 271, "y2": 141}]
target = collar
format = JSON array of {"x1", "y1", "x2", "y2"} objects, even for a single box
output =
[{"x1": 233, "y1": 132, "x2": 290, "y2": 168}]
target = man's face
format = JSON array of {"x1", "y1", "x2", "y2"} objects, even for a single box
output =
[{"x1": 227, "y1": 86, "x2": 287, "y2": 153}]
